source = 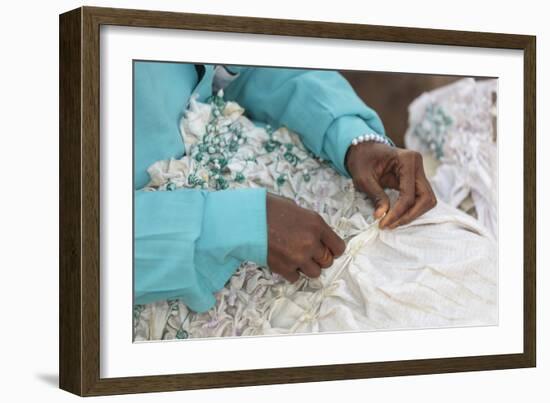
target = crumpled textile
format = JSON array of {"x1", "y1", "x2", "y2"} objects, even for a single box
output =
[
  {"x1": 133, "y1": 91, "x2": 497, "y2": 341},
  {"x1": 405, "y1": 78, "x2": 498, "y2": 238}
]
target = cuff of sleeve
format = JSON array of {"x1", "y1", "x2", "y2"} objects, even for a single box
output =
[
  {"x1": 195, "y1": 187, "x2": 268, "y2": 293},
  {"x1": 323, "y1": 115, "x2": 391, "y2": 178}
]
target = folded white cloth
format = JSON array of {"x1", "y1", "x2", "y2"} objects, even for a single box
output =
[{"x1": 405, "y1": 78, "x2": 498, "y2": 238}]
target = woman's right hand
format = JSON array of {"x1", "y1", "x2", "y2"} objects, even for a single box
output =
[{"x1": 266, "y1": 193, "x2": 346, "y2": 282}]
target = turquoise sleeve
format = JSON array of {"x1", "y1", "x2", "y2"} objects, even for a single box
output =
[
  {"x1": 134, "y1": 187, "x2": 267, "y2": 313},
  {"x1": 222, "y1": 66, "x2": 391, "y2": 177},
  {"x1": 133, "y1": 61, "x2": 197, "y2": 189},
  {"x1": 134, "y1": 62, "x2": 269, "y2": 312}
]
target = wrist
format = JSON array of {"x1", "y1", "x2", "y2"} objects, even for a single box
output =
[
  {"x1": 346, "y1": 140, "x2": 398, "y2": 178},
  {"x1": 345, "y1": 133, "x2": 393, "y2": 173}
]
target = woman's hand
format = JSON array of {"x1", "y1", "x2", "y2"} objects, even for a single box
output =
[
  {"x1": 345, "y1": 141, "x2": 437, "y2": 229},
  {"x1": 266, "y1": 193, "x2": 346, "y2": 282}
]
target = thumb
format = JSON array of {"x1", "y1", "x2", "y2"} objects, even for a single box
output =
[{"x1": 362, "y1": 175, "x2": 390, "y2": 219}]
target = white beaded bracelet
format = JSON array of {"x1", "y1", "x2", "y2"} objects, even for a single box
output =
[{"x1": 351, "y1": 132, "x2": 392, "y2": 147}]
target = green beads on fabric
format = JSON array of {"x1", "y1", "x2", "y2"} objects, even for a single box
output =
[
  {"x1": 283, "y1": 151, "x2": 299, "y2": 166},
  {"x1": 229, "y1": 140, "x2": 239, "y2": 152},
  {"x1": 264, "y1": 139, "x2": 281, "y2": 153},
  {"x1": 133, "y1": 304, "x2": 145, "y2": 323},
  {"x1": 187, "y1": 174, "x2": 205, "y2": 188},
  {"x1": 215, "y1": 176, "x2": 229, "y2": 190},
  {"x1": 412, "y1": 104, "x2": 452, "y2": 160},
  {"x1": 176, "y1": 329, "x2": 189, "y2": 339},
  {"x1": 167, "y1": 299, "x2": 180, "y2": 315},
  {"x1": 210, "y1": 92, "x2": 226, "y2": 110},
  {"x1": 181, "y1": 94, "x2": 255, "y2": 191},
  {"x1": 234, "y1": 172, "x2": 245, "y2": 183},
  {"x1": 178, "y1": 92, "x2": 316, "y2": 196}
]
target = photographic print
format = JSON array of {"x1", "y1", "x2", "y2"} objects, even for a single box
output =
[
  {"x1": 132, "y1": 62, "x2": 499, "y2": 341},
  {"x1": 59, "y1": 7, "x2": 535, "y2": 395}
]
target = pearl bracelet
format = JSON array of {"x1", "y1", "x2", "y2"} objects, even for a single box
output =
[{"x1": 351, "y1": 133, "x2": 392, "y2": 147}]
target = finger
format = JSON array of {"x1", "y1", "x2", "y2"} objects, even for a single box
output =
[
  {"x1": 285, "y1": 268, "x2": 300, "y2": 283},
  {"x1": 379, "y1": 156, "x2": 417, "y2": 228},
  {"x1": 360, "y1": 173, "x2": 391, "y2": 219},
  {"x1": 320, "y1": 223, "x2": 345, "y2": 257},
  {"x1": 269, "y1": 254, "x2": 299, "y2": 283},
  {"x1": 389, "y1": 178, "x2": 437, "y2": 229},
  {"x1": 312, "y1": 245, "x2": 334, "y2": 268},
  {"x1": 300, "y1": 259, "x2": 322, "y2": 278}
]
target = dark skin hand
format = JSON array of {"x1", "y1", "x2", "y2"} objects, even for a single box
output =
[
  {"x1": 266, "y1": 193, "x2": 346, "y2": 283},
  {"x1": 266, "y1": 141, "x2": 436, "y2": 283},
  {"x1": 345, "y1": 141, "x2": 437, "y2": 229}
]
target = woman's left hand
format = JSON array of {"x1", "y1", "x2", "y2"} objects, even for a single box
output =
[{"x1": 345, "y1": 141, "x2": 437, "y2": 229}]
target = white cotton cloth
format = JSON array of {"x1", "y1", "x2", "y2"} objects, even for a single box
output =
[{"x1": 133, "y1": 92, "x2": 497, "y2": 341}]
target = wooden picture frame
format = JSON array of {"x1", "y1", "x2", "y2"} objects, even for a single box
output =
[{"x1": 59, "y1": 6, "x2": 536, "y2": 396}]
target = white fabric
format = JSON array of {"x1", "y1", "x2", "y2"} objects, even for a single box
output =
[
  {"x1": 405, "y1": 78, "x2": 498, "y2": 238},
  {"x1": 134, "y1": 92, "x2": 497, "y2": 341}
]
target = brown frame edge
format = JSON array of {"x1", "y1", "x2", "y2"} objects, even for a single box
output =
[{"x1": 59, "y1": 5, "x2": 536, "y2": 396}]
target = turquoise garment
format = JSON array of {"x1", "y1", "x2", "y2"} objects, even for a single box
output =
[
  {"x1": 223, "y1": 66, "x2": 390, "y2": 177},
  {"x1": 134, "y1": 61, "x2": 388, "y2": 312},
  {"x1": 134, "y1": 187, "x2": 266, "y2": 312},
  {"x1": 133, "y1": 62, "x2": 197, "y2": 189}
]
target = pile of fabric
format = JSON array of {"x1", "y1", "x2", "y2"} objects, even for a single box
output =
[
  {"x1": 133, "y1": 81, "x2": 498, "y2": 341},
  {"x1": 405, "y1": 78, "x2": 498, "y2": 238}
]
